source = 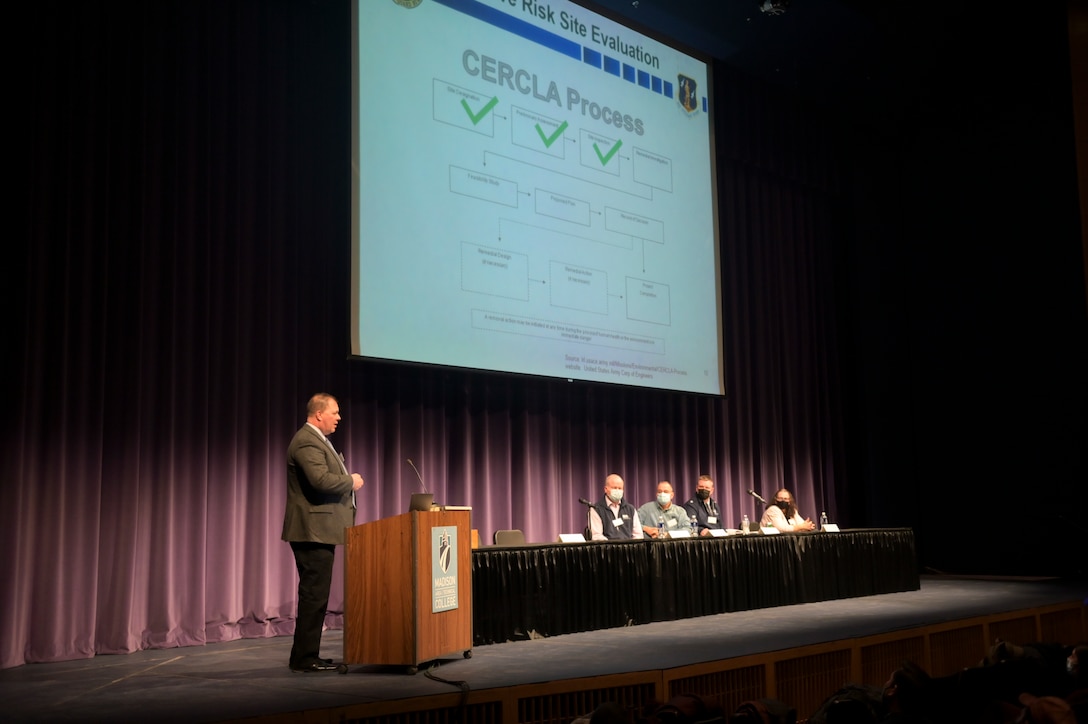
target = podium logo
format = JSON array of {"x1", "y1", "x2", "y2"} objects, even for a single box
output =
[{"x1": 438, "y1": 530, "x2": 452, "y2": 572}]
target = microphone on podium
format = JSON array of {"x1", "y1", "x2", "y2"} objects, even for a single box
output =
[{"x1": 407, "y1": 458, "x2": 428, "y2": 493}]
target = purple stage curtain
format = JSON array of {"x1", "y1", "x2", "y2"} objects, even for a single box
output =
[{"x1": 4, "y1": 1, "x2": 846, "y2": 668}]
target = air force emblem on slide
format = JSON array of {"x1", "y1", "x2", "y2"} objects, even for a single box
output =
[{"x1": 678, "y1": 74, "x2": 699, "y2": 115}]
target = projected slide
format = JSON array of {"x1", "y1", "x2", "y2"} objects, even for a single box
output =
[{"x1": 352, "y1": 0, "x2": 723, "y2": 395}]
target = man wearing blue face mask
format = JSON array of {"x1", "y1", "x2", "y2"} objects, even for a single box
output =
[
  {"x1": 588, "y1": 473, "x2": 644, "y2": 540},
  {"x1": 637, "y1": 481, "x2": 690, "y2": 539}
]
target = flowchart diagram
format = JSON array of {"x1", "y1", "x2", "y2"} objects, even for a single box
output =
[{"x1": 434, "y1": 75, "x2": 680, "y2": 356}]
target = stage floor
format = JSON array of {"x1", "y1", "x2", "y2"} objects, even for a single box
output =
[{"x1": 3, "y1": 576, "x2": 1086, "y2": 724}]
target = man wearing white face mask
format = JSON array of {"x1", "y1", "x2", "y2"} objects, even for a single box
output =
[
  {"x1": 588, "y1": 473, "x2": 643, "y2": 540},
  {"x1": 637, "y1": 481, "x2": 689, "y2": 539}
]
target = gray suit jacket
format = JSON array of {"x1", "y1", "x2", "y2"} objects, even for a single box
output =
[{"x1": 281, "y1": 423, "x2": 356, "y2": 545}]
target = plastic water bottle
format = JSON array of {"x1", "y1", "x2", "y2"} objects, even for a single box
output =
[
  {"x1": 741, "y1": 514, "x2": 750, "y2": 535},
  {"x1": 658, "y1": 517, "x2": 666, "y2": 540},
  {"x1": 820, "y1": 511, "x2": 829, "y2": 531},
  {"x1": 690, "y1": 515, "x2": 697, "y2": 537}
]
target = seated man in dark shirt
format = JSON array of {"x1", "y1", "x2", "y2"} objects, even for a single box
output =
[{"x1": 683, "y1": 474, "x2": 724, "y2": 536}]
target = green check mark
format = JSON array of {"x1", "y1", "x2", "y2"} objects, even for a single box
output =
[
  {"x1": 593, "y1": 138, "x2": 623, "y2": 166},
  {"x1": 461, "y1": 96, "x2": 499, "y2": 126},
  {"x1": 535, "y1": 120, "x2": 568, "y2": 148}
]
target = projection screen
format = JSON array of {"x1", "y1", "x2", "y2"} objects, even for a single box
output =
[{"x1": 351, "y1": 0, "x2": 724, "y2": 396}]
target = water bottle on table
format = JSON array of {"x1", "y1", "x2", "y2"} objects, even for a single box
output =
[{"x1": 741, "y1": 514, "x2": 750, "y2": 534}]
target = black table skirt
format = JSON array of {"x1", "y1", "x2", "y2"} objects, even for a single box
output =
[{"x1": 471, "y1": 528, "x2": 918, "y2": 645}]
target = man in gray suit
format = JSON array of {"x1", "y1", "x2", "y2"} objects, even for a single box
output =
[{"x1": 282, "y1": 393, "x2": 365, "y2": 672}]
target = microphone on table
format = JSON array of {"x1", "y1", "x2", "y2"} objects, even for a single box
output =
[
  {"x1": 578, "y1": 498, "x2": 595, "y2": 508},
  {"x1": 747, "y1": 489, "x2": 768, "y2": 505}
]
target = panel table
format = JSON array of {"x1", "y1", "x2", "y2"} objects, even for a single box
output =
[{"x1": 471, "y1": 528, "x2": 918, "y2": 645}]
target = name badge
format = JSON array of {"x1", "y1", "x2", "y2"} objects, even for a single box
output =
[
  {"x1": 611, "y1": 517, "x2": 624, "y2": 528},
  {"x1": 667, "y1": 518, "x2": 678, "y2": 528},
  {"x1": 707, "y1": 516, "x2": 717, "y2": 524}
]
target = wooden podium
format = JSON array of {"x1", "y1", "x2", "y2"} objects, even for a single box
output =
[{"x1": 343, "y1": 510, "x2": 472, "y2": 671}]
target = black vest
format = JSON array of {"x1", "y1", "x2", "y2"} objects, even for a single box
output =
[{"x1": 592, "y1": 498, "x2": 637, "y2": 539}]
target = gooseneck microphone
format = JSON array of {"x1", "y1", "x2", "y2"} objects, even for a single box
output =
[
  {"x1": 406, "y1": 458, "x2": 428, "y2": 493},
  {"x1": 578, "y1": 498, "x2": 595, "y2": 508},
  {"x1": 747, "y1": 489, "x2": 768, "y2": 505}
]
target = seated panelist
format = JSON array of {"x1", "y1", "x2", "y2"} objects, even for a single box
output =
[
  {"x1": 637, "y1": 481, "x2": 690, "y2": 538},
  {"x1": 588, "y1": 474, "x2": 644, "y2": 540},
  {"x1": 682, "y1": 474, "x2": 724, "y2": 536},
  {"x1": 759, "y1": 488, "x2": 816, "y2": 532}
]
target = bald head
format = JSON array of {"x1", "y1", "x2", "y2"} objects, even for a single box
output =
[{"x1": 604, "y1": 474, "x2": 624, "y2": 503}]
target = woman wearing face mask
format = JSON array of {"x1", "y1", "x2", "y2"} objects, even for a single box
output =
[{"x1": 759, "y1": 488, "x2": 816, "y2": 532}]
